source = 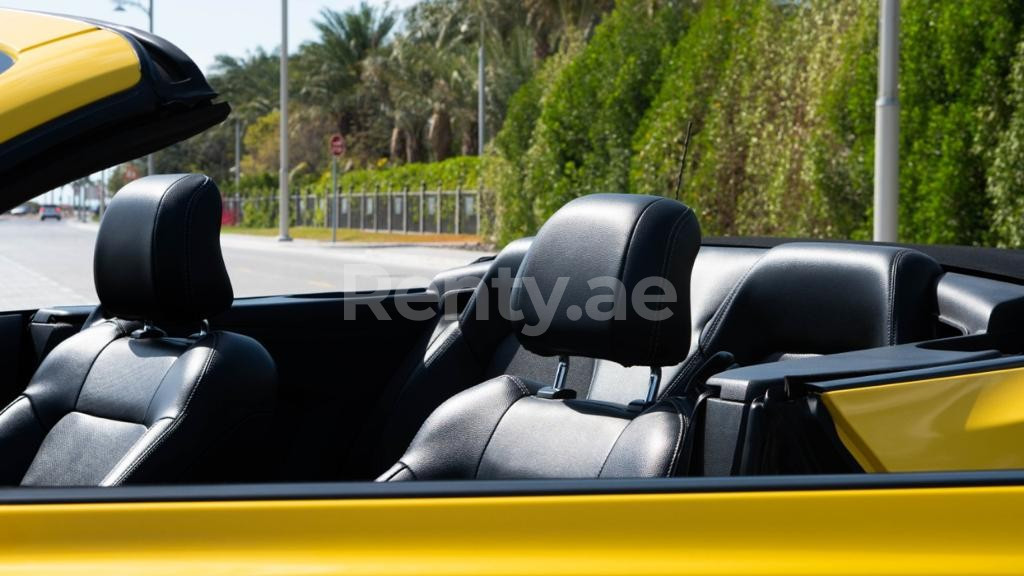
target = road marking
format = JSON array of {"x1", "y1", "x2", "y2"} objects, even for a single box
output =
[{"x1": 0, "y1": 253, "x2": 91, "y2": 310}]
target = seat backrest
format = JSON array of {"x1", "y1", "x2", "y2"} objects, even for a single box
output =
[
  {"x1": 379, "y1": 194, "x2": 702, "y2": 481},
  {"x1": 0, "y1": 175, "x2": 276, "y2": 486},
  {"x1": 659, "y1": 242, "x2": 943, "y2": 397},
  {"x1": 349, "y1": 241, "x2": 762, "y2": 479}
]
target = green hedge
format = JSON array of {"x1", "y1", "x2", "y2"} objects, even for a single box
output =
[
  {"x1": 490, "y1": 0, "x2": 1024, "y2": 247},
  {"x1": 325, "y1": 157, "x2": 481, "y2": 193}
]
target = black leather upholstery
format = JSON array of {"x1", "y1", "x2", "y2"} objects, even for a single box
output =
[
  {"x1": 378, "y1": 376, "x2": 690, "y2": 481},
  {"x1": 94, "y1": 174, "x2": 233, "y2": 324},
  {"x1": 349, "y1": 242, "x2": 762, "y2": 479},
  {"x1": 380, "y1": 194, "x2": 701, "y2": 482},
  {"x1": 662, "y1": 242, "x2": 943, "y2": 396},
  {"x1": 513, "y1": 194, "x2": 701, "y2": 367},
  {"x1": 0, "y1": 175, "x2": 276, "y2": 486}
]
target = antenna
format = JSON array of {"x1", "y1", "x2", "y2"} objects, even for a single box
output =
[{"x1": 673, "y1": 120, "x2": 694, "y2": 201}]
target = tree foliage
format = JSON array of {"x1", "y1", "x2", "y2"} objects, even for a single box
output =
[{"x1": 490, "y1": 0, "x2": 1024, "y2": 246}]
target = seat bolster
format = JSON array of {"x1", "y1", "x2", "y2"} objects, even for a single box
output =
[
  {"x1": 599, "y1": 398, "x2": 691, "y2": 478},
  {"x1": 0, "y1": 396, "x2": 46, "y2": 485},
  {"x1": 380, "y1": 375, "x2": 534, "y2": 481},
  {"x1": 105, "y1": 331, "x2": 278, "y2": 485},
  {"x1": 22, "y1": 319, "x2": 132, "y2": 428}
]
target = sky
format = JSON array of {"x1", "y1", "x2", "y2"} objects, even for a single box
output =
[{"x1": 2, "y1": 0, "x2": 419, "y2": 73}]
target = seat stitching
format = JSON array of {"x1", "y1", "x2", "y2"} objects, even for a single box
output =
[
  {"x1": 108, "y1": 333, "x2": 220, "y2": 485},
  {"x1": 886, "y1": 249, "x2": 908, "y2": 345},
  {"x1": 147, "y1": 177, "x2": 187, "y2": 315},
  {"x1": 382, "y1": 461, "x2": 416, "y2": 481},
  {"x1": 473, "y1": 376, "x2": 529, "y2": 479},
  {"x1": 0, "y1": 395, "x2": 28, "y2": 420},
  {"x1": 423, "y1": 323, "x2": 463, "y2": 366},
  {"x1": 596, "y1": 419, "x2": 631, "y2": 477},
  {"x1": 181, "y1": 177, "x2": 209, "y2": 309},
  {"x1": 648, "y1": 209, "x2": 693, "y2": 363},
  {"x1": 611, "y1": 198, "x2": 664, "y2": 360},
  {"x1": 698, "y1": 253, "x2": 764, "y2": 354},
  {"x1": 71, "y1": 322, "x2": 127, "y2": 412},
  {"x1": 658, "y1": 349, "x2": 705, "y2": 399},
  {"x1": 664, "y1": 397, "x2": 689, "y2": 477}
]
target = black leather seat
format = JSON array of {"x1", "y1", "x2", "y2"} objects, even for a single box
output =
[
  {"x1": 0, "y1": 174, "x2": 277, "y2": 486},
  {"x1": 378, "y1": 194, "x2": 702, "y2": 481},
  {"x1": 660, "y1": 242, "x2": 944, "y2": 397},
  {"x1": 348, "y1": 239, "x2": 763, "y2": 479}
]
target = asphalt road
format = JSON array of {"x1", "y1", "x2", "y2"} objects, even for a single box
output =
[{"x1": 0, "y1": 216, "x2": 488, "y2": 312}]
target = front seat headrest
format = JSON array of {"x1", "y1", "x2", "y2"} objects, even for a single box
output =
[
  {"x1": 511, "y1": 194, "x2": 701, "y2": 367},
  {"x1": 94, "y1": 174, "x2": 233, "y2": 324},
  {"x1": 700, "y1": 242, "x2": 942, "y2": 364}
]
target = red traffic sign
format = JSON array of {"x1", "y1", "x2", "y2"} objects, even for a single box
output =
[{"x1": 330, "y1": 134, "x2": 346, "y2": 157}]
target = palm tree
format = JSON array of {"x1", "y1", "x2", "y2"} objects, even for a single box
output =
[{"x1": 296, "y1": 3, "x2": 398, "y2": 135}]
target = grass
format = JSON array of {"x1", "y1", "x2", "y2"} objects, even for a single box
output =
[{"x1": 223, "y1": 226, "x2": 483, "y2": 245}]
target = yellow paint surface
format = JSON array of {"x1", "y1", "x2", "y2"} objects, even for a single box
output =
[
  {"x1": 824, "y1": 365, "x2": 1024, "y2": 472},
  {"x1": 2, "y1": 486, "x2": 1024, "y2": 575},
  {"x1": 0, "y1": 9, "x2": 140, "y2": 144}
]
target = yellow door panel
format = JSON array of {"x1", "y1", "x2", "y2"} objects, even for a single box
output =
[
  {"x1": 823, "y1": 366, "x2": 1024, "y2": 472},
  {"x1": 0, "y1": 10, "x2": 141, "y2": 144},
  {"x1": 2, "y1": 486, "x2": 1023, "y2": 575}
]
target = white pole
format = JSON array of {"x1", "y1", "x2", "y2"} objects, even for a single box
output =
[
  {"x1": 873, "y1": 0, "x2": 899, "y2": 242},
  {"x1": 477, "y1": 12, "x2": 485, "y2": 157},
  {"x1": 278, "y1": 0, "x2": 292, "y2": 241}
]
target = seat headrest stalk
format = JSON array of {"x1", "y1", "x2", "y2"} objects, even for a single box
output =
[
  {"x1": 189, "y1": 319, "x2": 211, "y2": 339},
  {"x1": 537, "y1": 355, "x2": 575, "y2": 400},
  {"x1": 131, "y1": 322, "x2": 167, "y2": 339},
  {"x1": 627, "y1": 367, "x2": 662, "y2": 413}
]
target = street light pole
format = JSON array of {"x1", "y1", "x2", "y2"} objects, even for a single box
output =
[
  {"x1": 477, "y1": 11, "x2": 485, "y2": 157},
  {"x1": 873, "y1": 0, "x2": 899, "y2": 242},
  {"x1": 278, "y1": 0, "x2": 292, "y2": 241}
]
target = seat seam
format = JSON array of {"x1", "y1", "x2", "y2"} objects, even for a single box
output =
[
  {"x1": 596, "y1": 418, "x2": 632, "y2": 477},
  {"x1": 664, "y1": 397, "x2": 689, "y2": 477},
  {"x1": 886, "y1": 249, "x2": 908, "y2": 345},
  {"x1": 610, "y1": 197, "x2": 665, "y2": 360},
  {"x1": 107, "y1": 333, "x2": 220, "y2": 485},
  {"x1": 472, "y1": 376, "x2": 529, "y2": 479},
  {"x1": 71, "y1": 322, "x2": 128, "y2": 413},
  {"x1": 648, "y1": 209, "x2": 693, "y2": 363}
]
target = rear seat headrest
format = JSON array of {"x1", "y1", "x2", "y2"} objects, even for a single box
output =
[
  {"x1": 511, "y1": 194, "x2": 701, "y2": 367},
  {"x1": 94, "y1": 174, "x2": 233, "y2": 324},
  {"x1": 699, "y1": 242, "x2": 942, "y2": 363}
]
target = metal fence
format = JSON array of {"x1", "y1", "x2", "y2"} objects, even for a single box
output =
[{"x1": 223, "y1": 185, "x2": 482, "y2": 235}]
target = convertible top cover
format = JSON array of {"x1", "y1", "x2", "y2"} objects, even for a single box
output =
[{"x1": 0, "y1": 10, "x2": 229, "y2": 210}]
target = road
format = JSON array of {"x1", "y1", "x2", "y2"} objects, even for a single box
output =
[{"x1": 0, "y1": 216, "x2": 489, "y2": 312}]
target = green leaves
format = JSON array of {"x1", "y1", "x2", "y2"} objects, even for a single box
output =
[{"x1": 491, "y1": 0, "x2": 1024, "y2": 247}]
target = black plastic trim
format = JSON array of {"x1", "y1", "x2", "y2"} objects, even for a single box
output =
[
  {"x1": 3, "y1": 471, "x2": 1024, "y2": 505},
  {"x1": 809, "y1": 355, "x2": 1024, "y2": 392},
  {"x1": 704, "y1": 236, "x2": 1024, "y2": 285}
]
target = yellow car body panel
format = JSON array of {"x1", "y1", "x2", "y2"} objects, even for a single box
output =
[
  {"x1": 3, "y1": 487, "x2": 1024, "y2": 575},
  {"x1": 0, "y1": 10, "x2": 141, "y2": 144},
  {"x1": 823, "y1": 365, "x2": 1024, "y2": 472}
]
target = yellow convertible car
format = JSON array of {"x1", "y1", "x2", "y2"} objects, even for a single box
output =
[{"x1": 2, "y1": 9, "x2": 1024, "y2": 575}]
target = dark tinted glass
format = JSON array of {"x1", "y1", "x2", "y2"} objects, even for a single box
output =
[{"x1": 0, "y1": 52, "x2": 12, "y2": 75}]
